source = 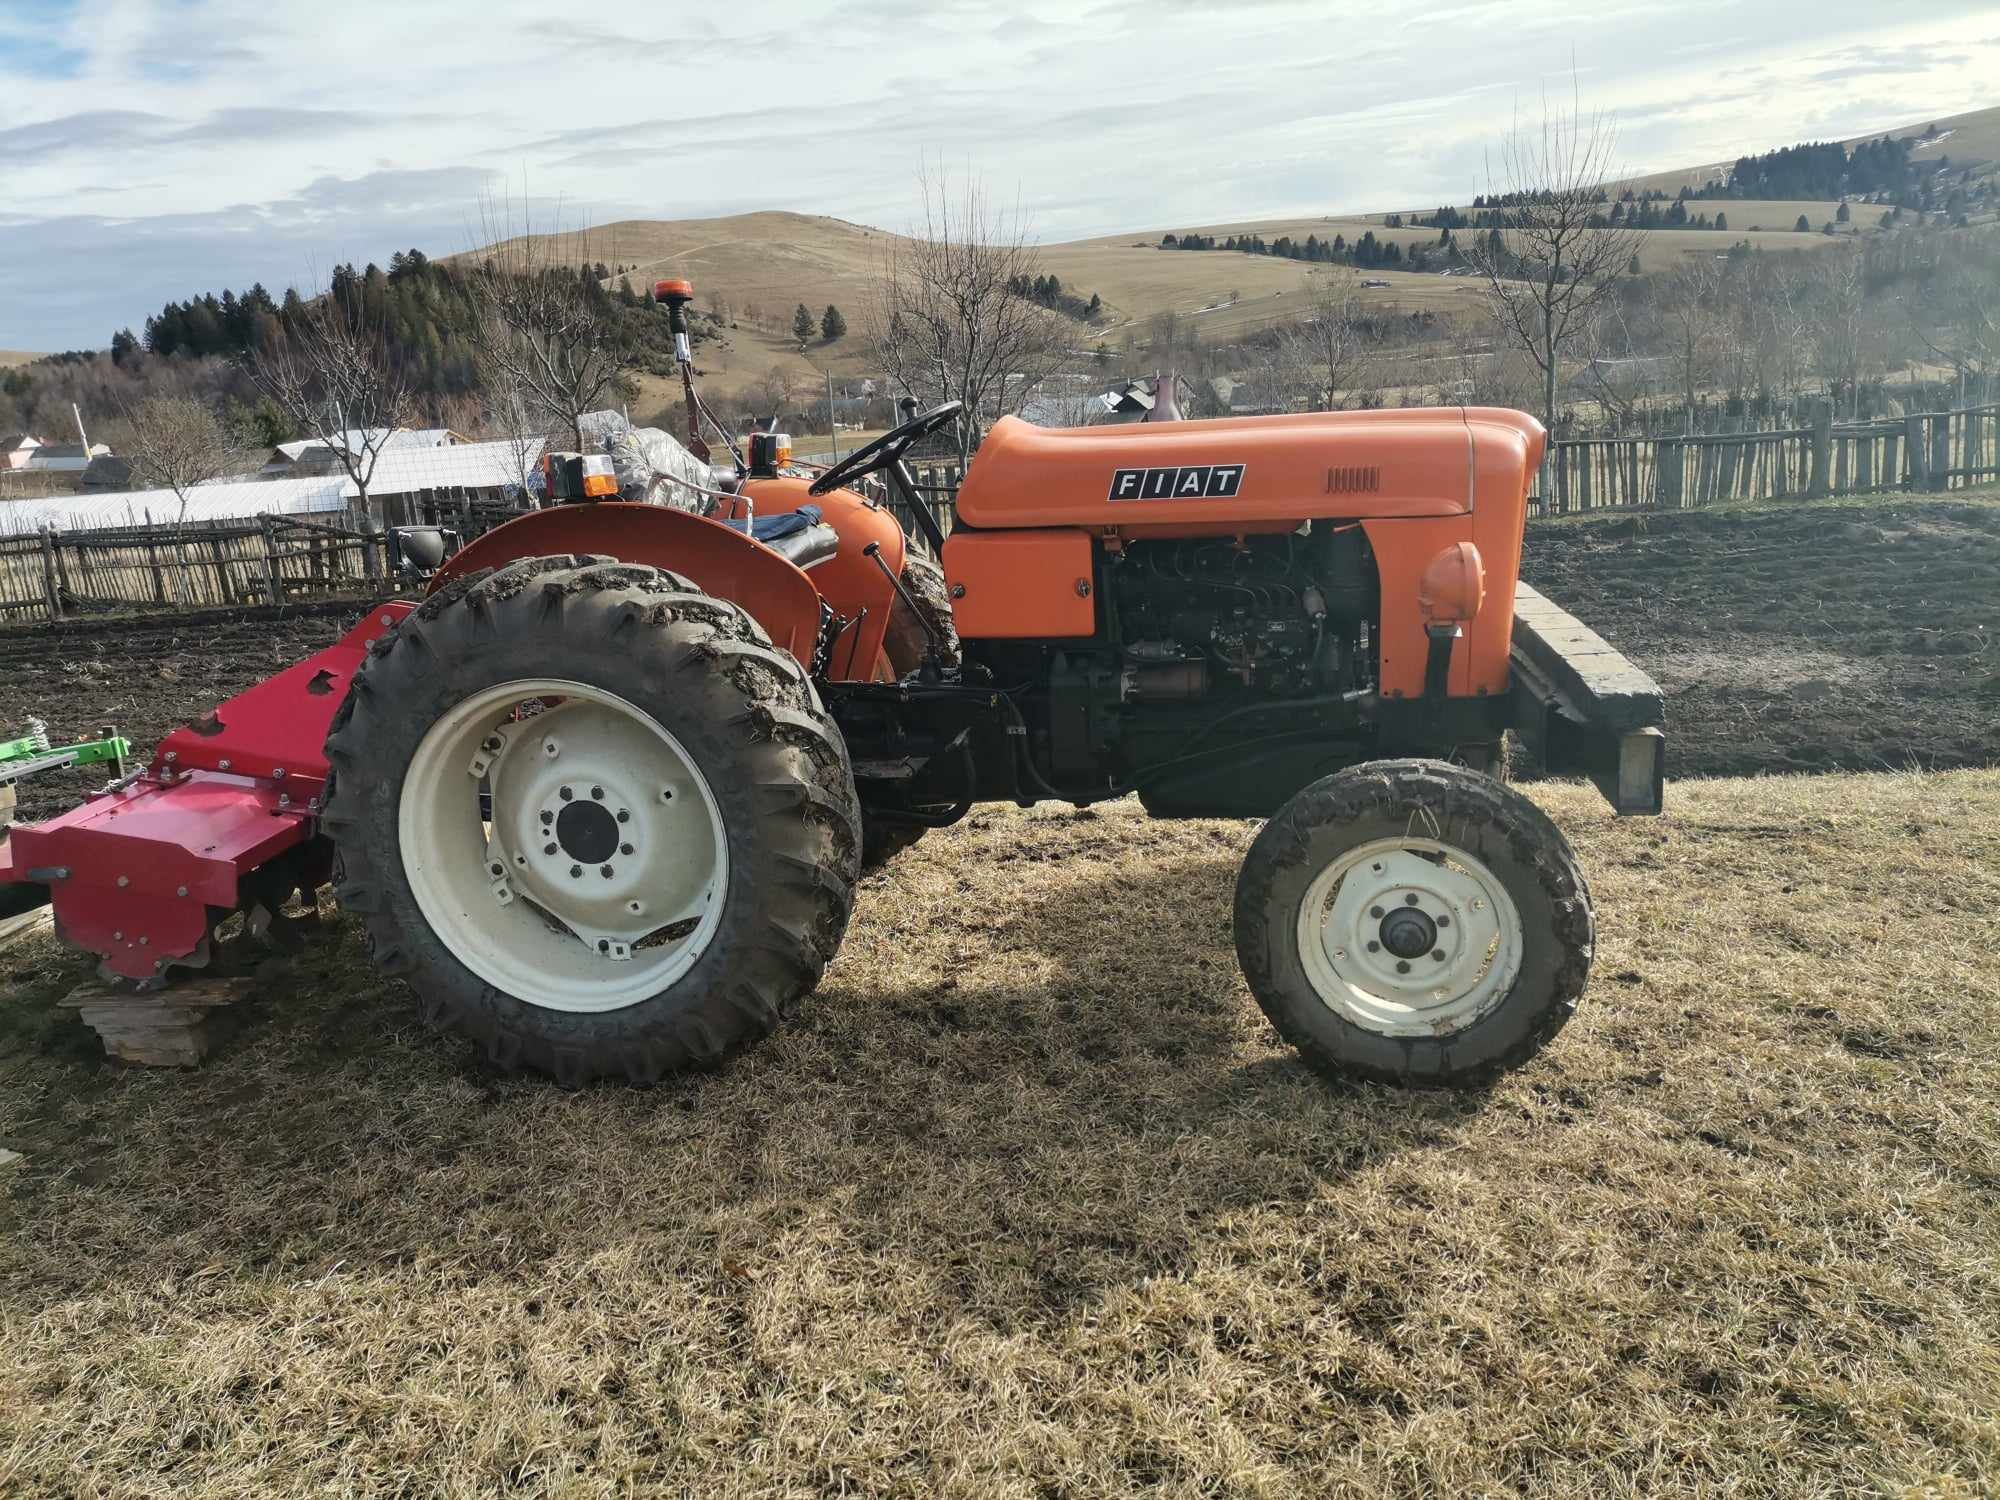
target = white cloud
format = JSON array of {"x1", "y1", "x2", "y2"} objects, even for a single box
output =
[{"x1": 2, "y1": 0, "x2": 1997, "y2": 347}]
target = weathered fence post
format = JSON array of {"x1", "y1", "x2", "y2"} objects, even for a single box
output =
[
  {"x1": 1657, "y1": 439, "x2": 1682, "y2": 507},
  {"x1": 1904, "y1": 414, "x2": 1928, "y2": 491},
  {"x1": 38, "y1": 527, "x2": 62, "y2": 621},
  {"x1": 258, "y1": 515, "x2": 281, "y2": 604},
  {"x1": 208, "y1": 533, "x2": 234, "y2": 605},
  {"x1": 1930, "y1": 414, "x2": 1952, "y2": 493},
  {"x1": 1806, "y1": 401, "x2": 1832, "y2": 499}
]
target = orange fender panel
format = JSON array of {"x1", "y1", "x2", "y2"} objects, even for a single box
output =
[
  {"x1": 941, "y1": 529, "x2": 1097, "y2": 638},
  {"x1": 429, "y1": 504, "x2": 824, "y2": 668}
]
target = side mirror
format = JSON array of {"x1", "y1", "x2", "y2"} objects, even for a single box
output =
[{"x1": 388, "y1": 526, "x2": 455, "y2": 576}]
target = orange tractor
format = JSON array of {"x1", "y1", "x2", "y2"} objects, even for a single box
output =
[{"x1": 0, "y1": 279, "x2": 1662, "y2": 1087}]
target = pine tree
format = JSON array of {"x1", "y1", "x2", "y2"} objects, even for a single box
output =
[
  {"x1": 1836, "y1": 200, "x2": 1851, "y2": 223},
  {"x1": 820, "y1": 304, "x2": 847, "y2": 341},
  {"x1": 1794, "y1": 214, "x2": 1811, "y2": 232},
  {"x1": 792, "y1": 303, "x2": 815, "y2": 342}
]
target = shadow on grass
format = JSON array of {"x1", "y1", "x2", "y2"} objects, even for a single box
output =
[{"x1": 1, "y1": 848, "x2": 1492, "y2": 1324}]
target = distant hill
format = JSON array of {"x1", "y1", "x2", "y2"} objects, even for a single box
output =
[
  {"x1": 458, "y1": 103, "x2": 1994, "y2": 404},
  {"x1": 1618, "y1": 102, "x2": 2000, "y2": 197}
]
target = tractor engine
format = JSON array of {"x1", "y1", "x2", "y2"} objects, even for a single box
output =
[
  {"x1": 1110, "y1": 526, "x2": 1376, "y2": 703},
  {"x1": 1027, "y1": 524, "x2": 1381, "y2": 805}
]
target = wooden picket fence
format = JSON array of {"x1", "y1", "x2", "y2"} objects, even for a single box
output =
[
  {"x1": 1536, "y1": 402, "x2": 2000, "y2": 515},
  {"x1": 0, "y1": 514, "x2": 388, "y2": 622}
]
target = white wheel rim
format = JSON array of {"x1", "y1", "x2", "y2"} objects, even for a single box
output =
[
  {"x1": 397, "y1": 678, "x2": 729, "y2": 1014},
  {"x1": 1294, "y1": 835, "x2": 1523, "y2": 1036}
]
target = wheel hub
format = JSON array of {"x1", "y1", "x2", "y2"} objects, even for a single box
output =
[
  {"x1": 1295, "y1": 838, "x2": 1524, "y2": 1037},
  {"x1": 1378, "y1": 905, "x2": 1437, "y2": 960},
  {"x1": 555, "y1": 798, "x2": 620, "y2": 864}
]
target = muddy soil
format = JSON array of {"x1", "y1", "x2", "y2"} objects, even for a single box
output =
[
  {"x1": 0, "y1": 600, "x2": 372, "y2": 823},
  {"x1": 1, "y1": 499, "x2": 1995, "y2": 824},
  {"x1": 1522, "y1": 500, "x2": 2000, "y2": 778}
]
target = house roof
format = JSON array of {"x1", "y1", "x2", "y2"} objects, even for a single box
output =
[
  {"x1": 271, "y1": 427, "x2": 465, "y2": 465},
  {"x1": 79, "y1": 454, "x2": 133, "y2": 488},
  {"x1": 1, "y1": 434, "x2": 40, "y2": 452}
]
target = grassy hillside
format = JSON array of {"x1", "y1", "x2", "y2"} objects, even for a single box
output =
[
  {"x1": 1621, "y1": 102, "x2": 2000, "y2": 196},
  {"x1": 0, "y1": 351, "x2": 42, "y2": 369},
  {"x1": 459, "y1": 102, "x2": 1999, "y2": 402}
]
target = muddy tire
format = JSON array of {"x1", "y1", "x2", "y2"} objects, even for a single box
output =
[
  {"x1": 1234, "y1": 758, "x2": 1591, "y2": 1088},
  {"x1": 321, "y1": 554, "x2": 861, "y2": 1084},
  {"x1": 883, "y1": 552, "x2": 961, "y2": 675}
]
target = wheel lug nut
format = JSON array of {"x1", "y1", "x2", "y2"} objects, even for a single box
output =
[
  {"x1": 544, "y1": 842, "x2": 558, "y2": 856},
  {"x1": 1405, "y1": 893, "x2": 1420, "y2": 906},
  {"x1": 559, "y1": 786, "x2": 573, "y2": 801},
  {"x1": 600, "y1": 865, "x2": 614, "y2": 879},
  {"x1": 619, "y1": 842, "x2": 634, "y2": 856},
  {"x1": 569, "y1": 864, "x2": 582, "y2": 878},
  {"x1": 1370, "y1": 906, "x2": 1384, "y2": 919},
  {"x1": 1435, "y1": 914, "x2": 1450, "y2": 928},
  {"x1": 540, "y1": 810, "x2": 554, "y2": 825},
  {"x1": 1396, "y1": 960, "x2": 1411, "y2": 974},
  {"x1": 591, "y1": 786, "x2": 604, "y2": 800},
  {"x1": 1366, "y1": 940, "x2": 1380, "y2": 953},
  {"x1": 1432, "y1": 949, "x2": 1446, "y2": 961},
  {"x1": 616, "y1": 809, "x2": 630, "y2": 823}
]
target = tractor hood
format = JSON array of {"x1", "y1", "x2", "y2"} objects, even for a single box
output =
[{"x1": 954, "y1": 407, "x2": 1545, "y2": 530}]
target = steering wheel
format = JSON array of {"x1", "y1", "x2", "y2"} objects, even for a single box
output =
[{"x1": 808, "y1": 400, "x2": 963, "y2": 497}]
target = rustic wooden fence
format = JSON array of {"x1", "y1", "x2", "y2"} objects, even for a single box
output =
[
  {"x1": 861, "y1": 405, "x2": 1998, "y2": 530},
  {"x1": 1535, "y1": 402, "x2": 2000, "y2": 515},
  {"x1": 0, "y1": 515, "x2": 389, "y2": 622}
]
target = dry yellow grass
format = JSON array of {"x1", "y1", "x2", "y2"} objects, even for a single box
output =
[
  {"x1": 0, "y1": 351, "x2": 44, "y2": 369},
  {"x1": 2, "y1": 767, "x2": 1997, "y2": 1496}
]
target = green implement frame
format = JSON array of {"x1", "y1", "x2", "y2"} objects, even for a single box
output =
[{"x1": 0, "y1": 720, "x2": 131, "y2": 792}]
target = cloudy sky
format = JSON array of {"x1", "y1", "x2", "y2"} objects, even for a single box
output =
[{"x1": 2, "y1": 0, "x2": 1996, "y2": 350}]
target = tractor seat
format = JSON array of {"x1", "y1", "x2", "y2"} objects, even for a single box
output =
[{"x1": 722, "y1": 504, "x2": 840, "y2": 570}]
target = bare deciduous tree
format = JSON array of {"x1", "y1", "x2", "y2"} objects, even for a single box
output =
[
  {"x1": 466, "y1": 206, "x2": 626, "y2": 450},
  {"x1": 1266, "y1": 271, "x2": 1373, "y2": 410},
  {"x1": 1470, "y1": 91, "x2": 1642, "y2": 458},
  {"x1": 869, "y1": 171, "x2": 1072, "y2": 467},
  {"x1": 251, "y1": 290, "x2": 413, "y2": 523},
  {"x1": 1910, "y1": 234, "x2": 2000, "y2": 388},
  {"x1": 1660, "y1": 256, "x2": 1725, "y2": 427},
  {"x1": 123, "y1": 395, "x2": 235, "y2": 522},
  {"x1": 1808, "y1": 248, "x2": 1872, "y2": 417}
]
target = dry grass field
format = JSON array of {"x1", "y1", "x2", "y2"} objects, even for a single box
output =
[
  {"x1": 1, "y1": 773, "x2": 1996, "y2": 1495},
  {"x1": 0, "y1": 351, "x2": 44, "y2": 369},
  {"x1": 2, "y1": 488, "x2": 1999, "y2": 1494}
]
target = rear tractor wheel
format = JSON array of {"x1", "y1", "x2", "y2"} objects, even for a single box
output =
[
  {"x1": 322, "y1": 555, "x2": 860, "y2": 1084},
  {"x1": 1234, "y1": 759, "x2": 1591, "y2": 1088}
]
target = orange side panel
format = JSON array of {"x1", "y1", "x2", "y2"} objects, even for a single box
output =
[
  {"x1": 941, "y1": 529, "x2": 1097, "y2": 639},
  {"x1": 429, "y1": 504, "x2": 824, "y2": 668},
  {"x1": 740, "y1": 475, "x2": 905, "y2": 682}
]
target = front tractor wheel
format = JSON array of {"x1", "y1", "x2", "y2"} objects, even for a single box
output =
[
  {"x1": 1234, "y1": 759, "x2": 1592, "y2": 1088},
  {"x1": 321, "y1": 555, "x2": 861, "y2": 1084}
]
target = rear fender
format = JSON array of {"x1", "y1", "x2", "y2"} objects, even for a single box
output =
[{"x1": 429, "y1": 504, "x2": 824, "y2": 667}]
